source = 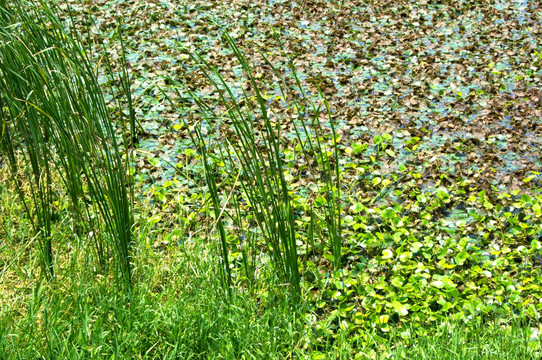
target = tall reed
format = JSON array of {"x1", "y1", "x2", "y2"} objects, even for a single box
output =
[
  {"x1": 170, "y1": 33, "x2": 342, "y2": 293},
  {"x1": 262, "y1": 32, "x2": 342, "y2": 270},
  {"x1": 0, "y1": 0, "x2": 134, "y2": 286}
]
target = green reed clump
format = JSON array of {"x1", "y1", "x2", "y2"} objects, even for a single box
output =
[
  {"x1": 0, "y1": 0, "x2": 133, "y2": 286},
  {"x1": 170, "y1": 33, "x2": 342, "y2": 294},
  {"x1": 263, "y1": 32, "x2": 342, "y2": 270}
]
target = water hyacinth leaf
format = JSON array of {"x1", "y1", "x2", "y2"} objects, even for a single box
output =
[
  {"x1": 391, "y1": 301, "x2": 409, "y2": 316},
  {"x1": 455, "y1": 251, "x2": 469, "y2": 265},
  {"x1": 382, "y1": 249, "x2": 393, "y2": 259}
]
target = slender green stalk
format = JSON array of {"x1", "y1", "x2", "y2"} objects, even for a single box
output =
[
  {"x1": 117, "y1": 18, "x2": 137, "y2": 146},
  {"x1": 196, "y1": 127, "x2": 232, "y2": 291}
]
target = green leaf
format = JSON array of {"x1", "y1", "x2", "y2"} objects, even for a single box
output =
[
  {"x1": 391, "y1": 276, "x2": 405, "y2": 287},
  {"x1": 382, "y1": 208, "x2": 395, "y2": 219},
  {"x1": 390, "y1": 301, "x2": 408, "y2": 316},
  {"x1": 385, "y1": 149, "x2": 395, "y2": 157},
  {"x1": 382, "y1": 249, "x2": 394, "y2": 259},
  {"x1": 350, "y1": 202, "x2": 364, "y2": 213},
  {"x1": 521, "y1": 195, "x2": 532, "y2": 203},
  {"x1": 353, "y1": 143, "x2": 367, "y2": 154},
  {"x1": 455, "y1": 251, "x2": 469, "y2": 265}
]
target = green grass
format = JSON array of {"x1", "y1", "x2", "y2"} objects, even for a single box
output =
[
  {"x1": 0, "y1": 0, "x2": 133, "y2": 285},
  {"x1": 1, "y1": 0, "x2": 542, "y2": 359},
  {"x1": 1, "y1": 180, "x2": 540, "y2": 359},
  {"x1": 388, "y1": 320, "x2": 541, "y2": 359},
  {"x1": 0, "y1": 178, "x2": 305, "y2": 359},
  {"x1": 2, "y1": 147, "x2": 542, "y2": 358}
]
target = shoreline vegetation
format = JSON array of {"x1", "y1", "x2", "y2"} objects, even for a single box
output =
[{"x1": 1, "y1": 0, "x2": 541, "y2": 358}]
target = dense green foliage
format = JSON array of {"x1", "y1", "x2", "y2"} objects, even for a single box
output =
[
  {"x1": 1, "y1": 0, "x2": 541, "y2": 358},
  {"x1": 0, "y1": 0, "x2": 133, "y2": 285}
]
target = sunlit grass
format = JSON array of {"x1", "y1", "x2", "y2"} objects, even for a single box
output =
[
  {"x1": 1, "y1": 179, "x2": 540, "y2": 359},
  {"x1": 0, "y1": 0, "x2": 133, "y2": 285},
  {"x1": 1, "y1": 1, "x2": 541, "y2": 359}
]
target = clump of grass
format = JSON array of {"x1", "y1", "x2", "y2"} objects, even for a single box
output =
[
  {"x1": 0, "y1": 184, "x2": 306, "y2": 359},
  {"x1": 384, "y1": 317, "x2": 542, "y2": 360},
  {"x1": 169, "y1": 33, "x2": 342, "y2": 293},
  {"x1": 0, "y1": 0, "x2": 133, "y2": 286},
  {"x1": 264, "y1": 32, "x2": 342, "y2": 270}
]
